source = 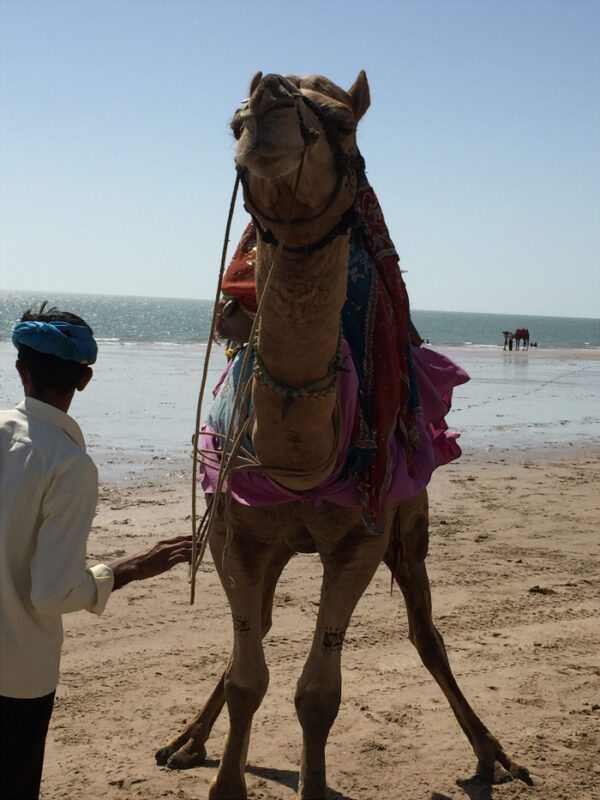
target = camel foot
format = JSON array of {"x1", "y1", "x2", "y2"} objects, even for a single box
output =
[
  {"x1": 155, "y1": 745, "x2": 170, "y2": 767},
  {"x1": 299, "y1": 787, "x2": 328, "y2": 800},
  {"x1": 508, "y1": 763, "x2": 534, "y2": 786},
  {"x1": 298, "y1": 774, "x2": 327, "y2": 800},
  {"x1": 208, "y1": 775, "x2": 247, "y2": 800},
  {"x1": 155, "y1": 739, "x2": 207, "y2": 770},
  {"x1": 167, "y1": 742, "x2": 207, "y2": 770},
  {"x1": 466, "y1": 758, "x2": 533, "y2": 786}
]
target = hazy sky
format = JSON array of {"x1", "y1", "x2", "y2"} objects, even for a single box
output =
[{"x1": 1, "y1": 0, "x2": 599, "y2": 317}]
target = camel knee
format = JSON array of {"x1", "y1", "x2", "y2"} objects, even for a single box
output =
[
  {"x1": 225, "y1": 667, "x2": 269, "y2": 720},
  {"x1": 295, "y1": 685, "x2": 341, "y2": 739}
]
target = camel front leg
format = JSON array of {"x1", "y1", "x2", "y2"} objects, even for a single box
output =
[
  {"x1": 295, "y1": 525, "x2": 389, "y2": 800},
  {"x1": 386, "y1": 491, "x2": 531, "y2": 785},
  {"x1": 207, "y1": 516, "x2": 276, "y2": 800},
  {"x1": 155, "y1": 539, "x2": 294, "y2": 770}
]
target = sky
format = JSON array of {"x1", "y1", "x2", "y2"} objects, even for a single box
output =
[{"x1": 0, "y1": 0, "x2": 599, "y2": 318}]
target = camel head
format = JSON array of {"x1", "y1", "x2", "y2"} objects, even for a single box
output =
[{"x1": 231, "y1": 71, "x2": 370, "y2": 237}]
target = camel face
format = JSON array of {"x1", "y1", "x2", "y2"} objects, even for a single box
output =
[
  {"x1": 232, "y1": 73, "x2": 307, "y2": 179},
  {"x1": 231, "y1": 72, "x2": 370, "y2": 223}
]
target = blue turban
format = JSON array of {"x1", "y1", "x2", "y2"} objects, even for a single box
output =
[{"x1": 12, "y1": 321, "x2": 98, "y2": 365}]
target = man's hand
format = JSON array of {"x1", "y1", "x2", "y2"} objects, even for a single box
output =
[{"x1": 110, "y1": 535, "x2": 193, "y2": 591}]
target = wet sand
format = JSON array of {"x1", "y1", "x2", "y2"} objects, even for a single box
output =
[
  {"x1": 2, "y1": 341, "x2": 599, "y2": 482},
  {"x1": 41, "y1": 449, "x2": 600, "y2": 800}
]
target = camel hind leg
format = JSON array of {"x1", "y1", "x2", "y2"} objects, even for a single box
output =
[
  {"x1": 386, "y1": 490, "x2": 532, "y2": 785},
  {"x1": 155, "y1": 671, "x2": 227, "y2": 770},
  {"x1": 155, "y1": 537, "x2": 294, "y2": 771}
]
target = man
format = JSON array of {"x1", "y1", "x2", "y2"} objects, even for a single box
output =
[{"x1": 0, "y1": 303, "x2": 192, "y2": 800}]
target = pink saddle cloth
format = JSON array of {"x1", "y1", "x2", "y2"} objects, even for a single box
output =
[{"x1": 199, "y1": 345, "x2": 469, "y2": 510}]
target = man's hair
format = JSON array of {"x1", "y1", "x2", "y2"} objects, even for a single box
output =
[{"x1": 17, "y1": 302, "x2": 95, "y2": 393}]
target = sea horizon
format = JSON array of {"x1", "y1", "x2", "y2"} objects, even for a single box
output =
[
  {"x1": 1, "y1": 290, "x2": 598, "y2": 350},
  {"x1": 2, "y1": 286, "x2": 598, "y2": 321}
]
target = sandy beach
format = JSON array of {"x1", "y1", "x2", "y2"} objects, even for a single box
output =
[
  {"x1": 39, "y1": 446, "x2": 600, "y2": 800},
  {"x1": 3, "y1": 337, "x2": 598, "y2": 799}
]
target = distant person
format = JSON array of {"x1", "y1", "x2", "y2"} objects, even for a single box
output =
[{"x1": 0, "y1": 303, "x2": 193, "y2": 800}]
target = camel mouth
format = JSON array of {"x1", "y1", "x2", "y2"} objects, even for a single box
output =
[
  {"x1": 235, "y1": 149, "x2": 303, "y2": 179},
  {"x1": 234, "y1": 106, "x2": 307, "y2": 179}
]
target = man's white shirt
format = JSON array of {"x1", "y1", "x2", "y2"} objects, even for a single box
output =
[{"x1": 0, "y1": 398, "x2": 113, "y2": 698}]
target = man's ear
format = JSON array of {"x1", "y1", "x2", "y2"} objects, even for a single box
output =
[{"x1": 76, "y1": 367, "x2": 93, "y2": 392}]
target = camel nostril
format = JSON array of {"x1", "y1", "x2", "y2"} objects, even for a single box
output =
[{"x1": 250, "y1": 77, "x2": 297, "y2": 118}]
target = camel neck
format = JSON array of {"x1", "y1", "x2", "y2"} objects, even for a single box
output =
[
  {"x1": 249, "y1": 231, "x2": 350, "y2": 491},
  {"x1": 255, "y1": 233, "x2": 350, "y2": 388}
]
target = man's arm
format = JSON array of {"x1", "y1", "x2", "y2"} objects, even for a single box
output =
[{"x1": 109, "y1": 536, "x2": 193, "y2": 590}]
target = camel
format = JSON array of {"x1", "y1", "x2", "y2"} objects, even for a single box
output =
[
  {"x1": 514, "y1": 328, "x2": 530, "y2": 350},
  {"x1": 156, "y1": 72, "x2": 531, "y2": 799}
]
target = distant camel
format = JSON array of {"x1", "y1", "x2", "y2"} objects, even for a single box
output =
[{"x1": 514, "y1": 328, "x2": 530, "y2": 350}]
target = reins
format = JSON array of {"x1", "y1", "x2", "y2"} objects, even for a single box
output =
[
  {"x1": 189, "y1": 172, "x2": 241, "y2": 603},
  {"x1": 190, "y1": 149, "x2": 309, "y2": 603}
]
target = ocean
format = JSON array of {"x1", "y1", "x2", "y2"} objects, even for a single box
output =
[
  {"x1": 1, "y1": 291, "x2": 599, "y2": 484},
  {"x1": 1, "y1": 290, "x2": 598, "y2": 349}
]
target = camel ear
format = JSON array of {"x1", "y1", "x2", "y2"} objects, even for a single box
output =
[
  {"x1": 249, "y1": 72, "x2": 263, "y2": 96},
  {"x1": 348, "y1": 70, "x2": 370, "y2": 121}
]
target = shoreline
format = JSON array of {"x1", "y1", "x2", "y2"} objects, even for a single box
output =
[
  {"x1": 2, "y1": 339, "x2": 599, "y2": 486},
  {"x1": 96, "y1": 440, "x2": 600, "y2": 495}
]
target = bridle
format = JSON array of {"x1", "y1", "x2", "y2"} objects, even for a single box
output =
[{"x1": 235, "y1": 73, "x2": 365, "y2": 253}]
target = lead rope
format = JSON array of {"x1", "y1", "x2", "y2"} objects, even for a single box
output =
[
  {"x1": 190, "y1": 173, "x2": 240, "y2": 604},
  {"x1": 189, "y1": 150, "x2": 308, "y2": 603}
]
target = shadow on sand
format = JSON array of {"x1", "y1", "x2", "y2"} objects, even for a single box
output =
[
  {"x1": 205, "y1": 761, "x2": 497, "y2": 799},
  {"x1": 430, "y1": 775, "x2": 498, "y2": 800},
  {"x1": 455, "y1": 777, "x2": 495, "y2": 800},
  {"x1": 245, "y1": 764, "x2": 355, "y2": 799}
]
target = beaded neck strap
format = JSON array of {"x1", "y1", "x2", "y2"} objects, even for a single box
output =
[{"x1": 252, "y1": 326, "x2": 344, "y2": 401}]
